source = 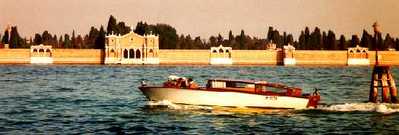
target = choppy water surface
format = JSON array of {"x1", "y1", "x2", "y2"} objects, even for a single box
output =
[{"x1": 1, "y1": 65, "x2": 399, "y2": 134}]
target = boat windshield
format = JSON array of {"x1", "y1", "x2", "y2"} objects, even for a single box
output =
[
  {"x1": 255, "y1": 85, "x2": 284, "y2": 93},
  {"x1": 208, "y1": 80, "x2": 254, "y2": 88}
]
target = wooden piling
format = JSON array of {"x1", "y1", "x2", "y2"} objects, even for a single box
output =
[{"x1": 369, "y1": 66, "x2": 399, "y2": 103}]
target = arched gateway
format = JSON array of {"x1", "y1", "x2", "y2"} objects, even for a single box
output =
[{"x1": 104, "y1": 30, "x2": 159, "y2": 64}]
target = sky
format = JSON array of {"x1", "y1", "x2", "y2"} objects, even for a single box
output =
[{"x1": 1, "y1": 0, "x2": 399, "y2": 39}]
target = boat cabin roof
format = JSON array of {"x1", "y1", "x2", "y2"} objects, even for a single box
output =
[{"x1": 207, "y1": 78, "x2": 300, "y2": 90}]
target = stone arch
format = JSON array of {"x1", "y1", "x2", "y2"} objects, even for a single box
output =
[
  {"x1": 46, "y1": 49, "x2": 51, "y2": 57},
  {"x1": 212, "y1": 49, "x2": 217, "y2": 53},
  {"x1": 33, "y1": 49, "x2": 38, "y2": 53},
  {"x1": 219, "y1": 48, "x2": 224, "y2": 53},
  {"x1": 123, "y1": 49, "x2": 129, "y2": 59},
  {"x1": 110, "y1": 49, "x2": 115, "y2": 57},
  {"x1": 149, "y1": 49, "x2": 154, "y2": 57},
  {"x1": 39, "y1": 49, "x2": 44, "y2": 53},
  {"x1": 129, "y1": 49, "x2": 135, "y2": 59},
  {"x1": 136, "y1": 49, "x2": 141, "y2": 59}
]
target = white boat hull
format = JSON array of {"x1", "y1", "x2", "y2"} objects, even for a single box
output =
[{"x1": 140, "y1": 87, "x2": 311, "y2": 109}]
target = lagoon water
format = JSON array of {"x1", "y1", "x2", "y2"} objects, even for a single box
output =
[{"x1": 1, "y1": 65, "x2": 399, "y2": 134}]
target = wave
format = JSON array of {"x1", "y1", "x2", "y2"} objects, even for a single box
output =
[{"x1": 316, "y1": 103, "x2": 399, "y2": 114}]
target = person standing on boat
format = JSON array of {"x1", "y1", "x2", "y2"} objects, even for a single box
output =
[{"x1": 188, "y1": 78, "x2": 199, "y2": 89}]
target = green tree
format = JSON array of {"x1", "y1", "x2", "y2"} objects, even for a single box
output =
[
  {"x1": 338, "y1": 35, "x2": 347, "y2": 50},
  {"x1": 71, "y1": 30, "x2": 76, "y2": 48},
  {"x1": 351, "y1": 35, "x2": 360, "y2": 47},
  {"x1": 238, "y1": 30, "x2": 246, "y2": 49},
  {"x1": 1, "y1": 30, "x2": 9, "y2": 44},
  {"x1": 384, "y1": 34, "x2": 394, "y2": 49},
  {"x1": 94, "y1": 26, "x2": 105, "y2": 49},
  {"x1": 9, "y1": 26, "x2": 23, "y2": 48},
  {"x1": 326, "y1": 30, "x2": 336, "y2": 50},
  {"x1": 34, "y1": 33, "x2": 42, "y2": 45},
  {"x1": 42, "y1": 31, "x2": 52, "y2": 45},
  {"x1": 64, "y1": 34, "x2": 71, "y2": 48},
  {"x1": 360, "y1": 30, "x2": 372, "y2": 49},
  {"x1": 106, "y1": 15, "x2": 117, "y2": 35}
]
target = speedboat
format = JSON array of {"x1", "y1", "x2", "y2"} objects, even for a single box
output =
[{"x1": 138, "y1": 76, "x2": 320, "y2": 109}]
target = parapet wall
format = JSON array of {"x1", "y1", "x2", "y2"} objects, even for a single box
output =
[
  {"x1": 232, "y1": 50, "x2": 281, "y2": 65},
  {"x1": 295, "y1": 51, "x2": 348, "y2": 65},
  {"x1": 369, "y1": 51, "x2": 399, "y2": 65},
  {"x1": 159, "y1": 50, "x2": 209, "y2": 64},
  {"x1": 0, "y1": 49, "x2": 399, "y2": 66},
  {"x1": 52, "y1": 49, "x2": 104, "y2": 64},
  {"x1": 0, "y1": 49, "x2": 30, "y2": 64}
]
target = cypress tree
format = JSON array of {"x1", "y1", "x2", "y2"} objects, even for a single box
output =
[
  {"x1": 106, "y1": 15, "x2": 117, "y2": 35},
  {"x1": 34, "y1": 33, "x2": 42, "y2": 45},
  {"x1": 9, "y1": 26, "x2": 22, "y2": 48},
  {"x1": 1, "y1": 30, "x2": 9, "y2": 44},
  {"x1": 95, "y1": 26, "x2": 106, "y2": 49}
]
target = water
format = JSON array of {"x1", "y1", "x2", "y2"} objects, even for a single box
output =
[{"x1": 0, "y1": 65, "x2": 399, "y2": 134}]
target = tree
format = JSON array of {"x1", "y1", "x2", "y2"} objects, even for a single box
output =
[
  {"x1": 106, "y1": 15, "x2": 117, "y2": 35},
  {"x1": 238, "y1": 30, "x2": 246, "y2": 49},
  {"x1": 42, "y1": 31, "x2": 52, "y2": 45},
  {"x1": 360, "y1": 30, "x2": 372, "y2": 49},
  {"x1": 326, "y1": 30, "x2": 336, "y2": 50},
  {"x1": 384, "y1": 34, "x2": 394, "y2": 49},
  {"x1": 117, "y1": 22, "x2": 131, "y2": 35},
  {"x1": 338, "y1": 35, "x2": 347, "y2": 50},
  {"x1": 71, "y1": 30, "x2": 76, "y2": 48},
  {"x1": 9, "y1": 26, "x2": 23, "y2": 48},
  {"x1": 310, "y1": 27, "x2": 322, "y2": 50},
  {"x1": 64, "y1": 34, "x2": 71, "y2": 48},
  {"x1": 76, "y1": 35, "x2": 84, "y2": 49},
  {"x1": 1, "y1": 29, "x2": 9, "y2": 44},
  {"x1": 217, "y1": 34, "x2": 223, "y2": 45},
  {"x1": 209, "y1": 36, "x2": 217, "y2": 47},
  {"x1": 286, "y1": 34, "x2": 294, "y2": 45},
  {"x1": 351, "y1": 35, "x2": 360, "y2": 47},
  {"x1": 94, "y1": 26, "x2": 106, "y2": 49},
  {"x1": 34, "y1": 33, "x2": 42, "y2": 45},
  {"x1": 58, "y1": 36, "x2": 63, "y2": 48}
]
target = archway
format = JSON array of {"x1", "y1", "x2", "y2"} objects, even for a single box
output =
[
  {"x1": 129, "y1": 49, "x2": 135, "y2": 59},
  {"x1": 110, "y1": 49, "x2": 115, "y2": 57},
  {"x1": 136, "y1": 50, "x2": 141, "y2": 59},
  {"x1": 123, "y1": 49, "x2": 129, "y2": 59},
  {"x1": 149, "y1": 49, "x2": 154, "y2": 57}
]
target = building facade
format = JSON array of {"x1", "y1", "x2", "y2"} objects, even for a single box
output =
[
  {"x1": 347, "y1": 45, "x2": 369, "y2": 65},
  {"x1": 283, "y1": 44, "x2": 296, "y2": 66},
  {"x1": 30, "y1": 44, "x2": 53, "y2": 64},
  {"x1": 209, "y1": 45, "x2": 232, "y2": 65},
  {"x1": 104, "y1": 31, "x2": 159, "y2": 64}
]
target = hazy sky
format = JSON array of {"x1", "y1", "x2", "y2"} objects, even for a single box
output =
[{"x1": 1, "y1": 0, "x2": 399, "y2": 39}]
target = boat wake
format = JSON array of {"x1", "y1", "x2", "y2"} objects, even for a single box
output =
[
  {"x1": 146, "y1": 101, "x2": 399, "y2": 115},
  {"x1": 316, "y1": 103, "x2": 399, "y2": 114},
  {"x1": 146, "y1": 100, "x2": 296, "y2": 114},
  {"x1": 146, "y1": 100, "x2": 213, "y2": 111}
]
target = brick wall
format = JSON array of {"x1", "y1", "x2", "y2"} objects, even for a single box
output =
[
  {"x1": 52, "y1": 49, "x2": 104, "y2": 64},
  {"x1": 0, "y1": 49, "x2": 30, "y2": 63}
]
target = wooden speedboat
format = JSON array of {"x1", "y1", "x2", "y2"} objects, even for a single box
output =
[{"x1": 138, "y1": 76, "x2": 320, "y2": 109}]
